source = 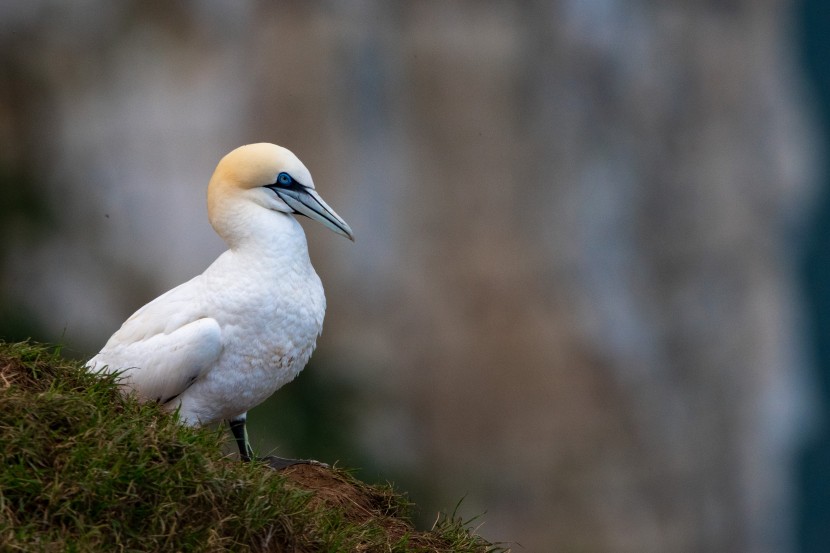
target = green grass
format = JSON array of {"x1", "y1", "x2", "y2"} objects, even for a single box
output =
[{"x1": 0, "y1": 340, "x2": 497, "y2": 552}]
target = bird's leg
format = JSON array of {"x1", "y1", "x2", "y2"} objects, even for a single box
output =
[
  {"x1": 228, "y1": 414, "x2": 254, "y2": 462},
  {"x1": 228, "y1": 414, "x2": 328, "y2": 470}
]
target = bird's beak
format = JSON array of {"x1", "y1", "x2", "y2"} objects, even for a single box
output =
[{"x1": 275, "y1": 185, "x2": 355, "y2": 241}]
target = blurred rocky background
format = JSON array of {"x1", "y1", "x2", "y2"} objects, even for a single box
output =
[{"x1": 1, "y1": 2, "x2": 828, "y2": 552}]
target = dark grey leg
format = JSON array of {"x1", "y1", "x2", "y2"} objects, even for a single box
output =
[
  {"x1": 228, "y1": 413, "x2": 327, "y2": 469},
  {"x1": 228, "y1": 414, "x2": 254, "y2": 462}
]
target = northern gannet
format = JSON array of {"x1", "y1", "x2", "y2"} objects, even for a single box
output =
[{"x1": 88, "y1": 143, "x2": 353, "y2": 468}]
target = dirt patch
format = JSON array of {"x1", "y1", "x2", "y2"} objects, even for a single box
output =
[
  {"x1": 283, "y1": 464, "x2": 393, "y2": 516},
  {"x1": 281, "y1": 464, "x2": 452, "y2": 550}
]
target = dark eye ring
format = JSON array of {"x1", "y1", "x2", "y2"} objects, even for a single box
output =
[{"x1": 277, "y1": 172, "x2": 292, "y2": 186}]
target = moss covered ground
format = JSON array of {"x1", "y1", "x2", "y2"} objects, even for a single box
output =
[{"x1": 0, "y1": 340, "x2": 497, "y2": 552}]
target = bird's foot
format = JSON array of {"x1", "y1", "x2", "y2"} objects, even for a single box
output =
[{"x1": 258, "y1": 456, "x2": 329, "y2": 470}]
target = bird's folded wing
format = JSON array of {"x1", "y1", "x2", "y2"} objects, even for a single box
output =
[
  {"x1": 88, "y1": 317, "x2": 223, "y2": 404},
  {"x1": 106, "y1": 275, "x2": 209, "y2": 343}
]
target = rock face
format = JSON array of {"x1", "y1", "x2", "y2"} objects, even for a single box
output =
[{"x1": 0, "y1": 2, "x2": 816, "y2": 552}]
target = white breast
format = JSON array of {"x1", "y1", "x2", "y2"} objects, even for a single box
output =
[{"x1": 175, "y1": 245, "x2": 326, "y2": 424}]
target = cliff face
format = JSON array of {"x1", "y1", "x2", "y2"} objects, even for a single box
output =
[{"x1": 0, "y1": 3, "x2": 816, "y2": 551}]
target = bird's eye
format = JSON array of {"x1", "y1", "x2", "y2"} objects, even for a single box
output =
[{"x1": 277, "y1": 172, "x2": 292, "y2": 186}]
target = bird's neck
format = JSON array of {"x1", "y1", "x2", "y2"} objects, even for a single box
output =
[{"x1": 211, "y1": 199, "x2": 310, "y2": 260}]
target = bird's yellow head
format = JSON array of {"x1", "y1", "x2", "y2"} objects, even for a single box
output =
[{"x1": 208, "y1": 143, "x2": 354, "y2": 241}]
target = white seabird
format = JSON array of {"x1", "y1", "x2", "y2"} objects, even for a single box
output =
[{"x1": 87, "y1": 143, "x2": 353, "y2": 467}]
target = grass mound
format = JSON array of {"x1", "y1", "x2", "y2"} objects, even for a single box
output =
[{"x1": 0, "y1": 340, "x2": 494, "y2": 552}]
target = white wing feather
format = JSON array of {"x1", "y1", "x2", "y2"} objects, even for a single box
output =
[{"x1": 88, "y1": 277, "x2": 223, "y2": 404}]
